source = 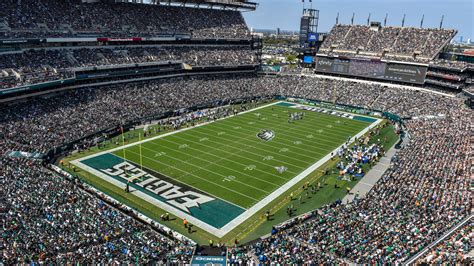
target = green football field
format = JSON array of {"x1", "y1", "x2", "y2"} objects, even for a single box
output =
[{"x1": 111, "y1": 102, "x2": 371, "y2": 209}]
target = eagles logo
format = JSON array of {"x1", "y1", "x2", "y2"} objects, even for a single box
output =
[{"x1": 257, "y1": 129, "x2": 275, "y2": 141}]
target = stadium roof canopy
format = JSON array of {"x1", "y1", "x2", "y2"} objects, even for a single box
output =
[{"x1": 115, "y1": 0, "x2": 257, "y2": 11}]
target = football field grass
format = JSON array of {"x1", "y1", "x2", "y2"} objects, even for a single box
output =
[{"x1": 111, "y1": 102, "x2": 371, "y2": 209}]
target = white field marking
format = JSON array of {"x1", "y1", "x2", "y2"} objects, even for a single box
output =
[
  {"x1": 211, "y1": 119, "x2": 336, "y2": 153},
  {"x1": 132, "y1": 147, "x2": 273, "y2": 194},
  {"x1": 143, "y1": 140, "x2": 287, "y2": 185},
  {"x1": 203, "y1": 104, "x2": 362, "y2": 156},
  {"x1": 234, "y1": 108, "x2": 361, "y2": 137},
  {"x1": 72, "y1": 159, "x2": 244, "y2": 237},
  {"x1": 161, "y1": 132, "x2": 302, "y2": 177},
  {"x1": 154, "y1": 152, "x2": 166, "y2": 157},
  {"x1": 215, "y1": 114, "x2": 356, "y2": 151},
  {"x1": 218, "y1": 117, "x2": 384, "y2": 237},
  {"x1": 286, "y1": 101, "x2": 380, "y2": 123},
  {"x1": 227, "y1": 110, "x2": 358, "y2": 140},
  {"x1": 263, "y1": 155, "x2": 273, "y2": 161},
  {"x1": 150, "y1": 136, "x2": 294, "y2": 181},
  {"x1": 72, "y1": 101, "x2": 284, "y2": 163},
  {"x1": 171, "y1": 128, "x2": 310, "y2": 169},
  {"x1": 240, "y1": 104, "x2": 363, "y2": 133},
  {"x1": 124, "y1": 148, "x2": 262, "y2": 202},
  {"x1": 167, "y1": 123, "x2": 310, "y2": 168},
  {"x1": 196, "y1": 126, "x2": 322, "y2": 161},
  {"x1": 245, "y1": 165, "x2": 256, "y2": 171},
  {"x1": 204, "y1": 121, "x2": 341, "y2": 161},
  {"x1": 72, "y1": 101, "x2": 383, "y2": 237},
  {"x1": 223, "y1": 175, "x2": 236, "y2": 182}
]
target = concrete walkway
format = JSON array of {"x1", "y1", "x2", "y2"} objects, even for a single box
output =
[{"x1": 343, "y1": 145, "x2": 398, "y2": 204}]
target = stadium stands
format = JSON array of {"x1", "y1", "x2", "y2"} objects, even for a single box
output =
[
  {"x1": 0, "y1": 0, "x2": 250, "y2": 39},
  {"x1": 0, "y1": 46, "x2": 256, "y2": 90},
  {"x1": 1, "y1": 157, "x2": 194, "y2": 264},
  {"x1": 319, "y1": 24, "x2": 456, "y2": 61},
  {"x1": 0, "y1": 0, "x2": 471, "y2": 264},
  {"x1": 416, "y1": 218, "x2": 473, "y2": 264},
  {"x1": 1, "y1": 73, "x2": 472, "y2": 263}
]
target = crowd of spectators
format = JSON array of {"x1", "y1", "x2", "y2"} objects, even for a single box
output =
[
  {"x1": 1, "y1": 157, "x2": 194, "y2": 264},
  {"x1": 0, "y1": 46, "x2": 256, "y2": 89},
  {"x1": 319, "y1": 24, "x2": 456, "y2": 60},
  {"x1": 416, "y1": 218, "x2": 473, "y2": 264},
  {"x1": 1, "y1": 73, "x2": 471, "y2": 264},
  {"x1": 226, "y1": 84, "x2": 471, "y2": 263},
  {"x1": 0, "y1": 0, "x2": 250, "y2": 39},
  {"x1": 430, "y1": 59, "x2": 472, "y2": 71}
]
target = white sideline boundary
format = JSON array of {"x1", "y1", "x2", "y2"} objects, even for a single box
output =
[{"x1": 71, "y1": 101, "x2": 383, "y2": 237}]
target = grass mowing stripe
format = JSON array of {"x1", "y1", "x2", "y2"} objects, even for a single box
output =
[
  {"x1": 177, "y1": 127, "x2": 314, "y2": 165},
  {"x1": 173, "y1": 124, "x2": 312, "y2": 167},
  {"x1": 216, "y1": 105, "x2": 367, "y2": 136},
  {"x1": 121, "y1": 148, "x2": 260, "y2": 206},
  {"x1": 213, "y1": 119, "x2": 349, "y2": 153},
  {"x1": 132, "y1": 146, "x2": 273, "y2": 194},
  {"x1": 229, "y1": 108, "x2": 367, "y2": 137},
  {"x1": 222, "y1": 110, "x2": 369, "y2": 145},
  {"x1": 143, "y1": 140, "x2": 286, "y2": 186},
  {"x1": 166, "y1": 133, "x2": 304, "y2": 175},
  {"x1": 194, "y1": 126, "x2": 330, "y2": 160},
  {"x1": 197, "y1": 107, "x2": 364, "y2": 154},
  {"x1": 113, "y1": 103, "x2": 374, "y2": 211},
  {"x1": 154, "y1": 136, "x2": 293, "y2": 181}
]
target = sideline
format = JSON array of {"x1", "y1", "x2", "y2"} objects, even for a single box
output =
[
  {"x1": 342, "y1": 144, "x2": 398, "y2": 204},
  {"x1": 72, "y1": 101, "x2": 382, "y2": 238}
]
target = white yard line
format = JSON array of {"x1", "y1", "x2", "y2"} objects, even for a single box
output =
[
  {"x1": 72, "y1": 161, "x2": 239, "y2": 236},
  {"x1": 175, "y1": 126, "x2": 312, "y2": 166},
  {"x1": 72, "y1": 101, "x2": 281, "y2": 162},
  {"x1": 126, "y1": 148, "x2": 270, "y2": 195},
  {"x1": 71, "y1": 101, "x2": 383, "y2": 237},
  {"x1": 211, "y1": 118, "x2": 350, "y2": 153},
  {"x1": 163, "y1": 134, "x2": 302, "y2": 176},
  {"x1": 138, "y1": 143, "x2": 280, "y2": 189},
  {"x1": 198, "y1": 123, "x2": 332, "y2": 160},
  {"x1": 218, "y1": 117, "x2": 383, "y2": 236},
  {"x1": 148, "y1": 137, "x2": 291, "y2": 181}
]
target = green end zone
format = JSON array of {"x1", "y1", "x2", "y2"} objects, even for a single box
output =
[{"x1": 71, "y1": 101, "x2": 381, "y2": 238}]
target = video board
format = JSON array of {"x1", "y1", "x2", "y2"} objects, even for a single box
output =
[
  {"x1": 303, "y1": 56, "x2": 314, "y2": 64},
  {"x1": 315, "y1": 56, "x2": 427, "y2": 84},
  {"x1": 383, "y1": 63, "x2": 427, "y2": 84}
]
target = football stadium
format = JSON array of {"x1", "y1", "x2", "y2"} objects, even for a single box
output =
[{"x1": 1, "y1": 0, "x2": 472, "y2": 264}]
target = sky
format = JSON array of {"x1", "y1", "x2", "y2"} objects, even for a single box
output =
[{"x1": 242, "y1": 0, "x2": 473, "y2": 41}]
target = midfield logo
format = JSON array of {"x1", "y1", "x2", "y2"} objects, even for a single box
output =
[
  {"x1": 101, "y1": 162, "x2": 214, "y2": 213},
  {"x1": 257, "y1": 129, "x2": 275, "y2": 141}
]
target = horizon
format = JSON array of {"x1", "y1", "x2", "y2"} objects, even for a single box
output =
[{"x1": 242, "y1": 0, "x2": 473, "y2": 41}]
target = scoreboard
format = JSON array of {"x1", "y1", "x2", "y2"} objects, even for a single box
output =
[{"x1": 315, "y1": 56, "x2": 428, "y2": 84}]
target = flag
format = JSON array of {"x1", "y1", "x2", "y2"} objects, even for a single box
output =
[
  {"x1": 121, "y1": 126, "x2": 127, "y2": 173},
  {"x1": 139, "y1": 133, "x2": 143, "y2": 170}
]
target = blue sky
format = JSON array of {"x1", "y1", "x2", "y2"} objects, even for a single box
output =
[{"x1": 242, "y1": 0, "x2": 473, "y2": 41}]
